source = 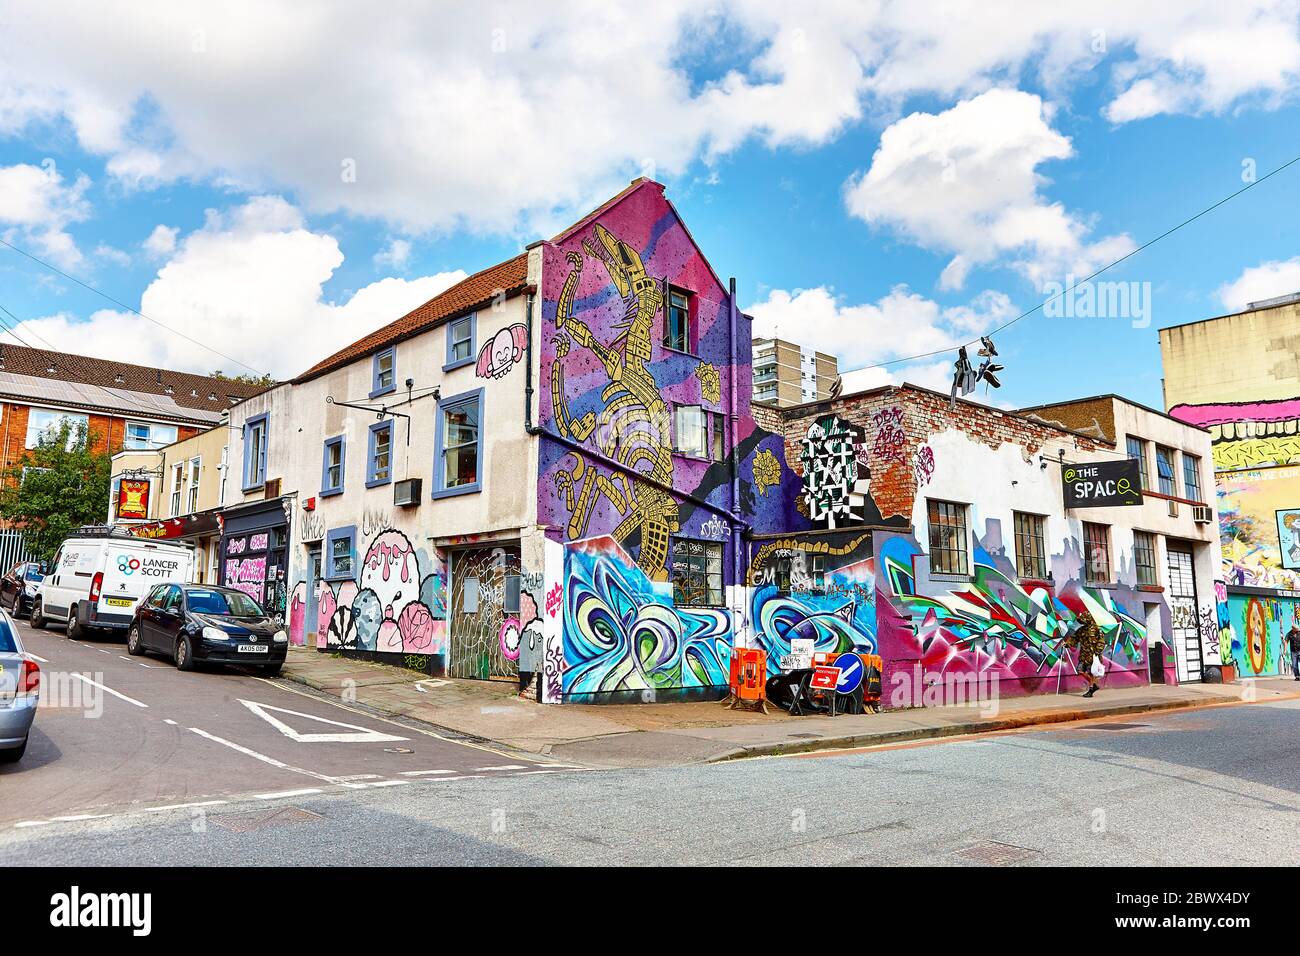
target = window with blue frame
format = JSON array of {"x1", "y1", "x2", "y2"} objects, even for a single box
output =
[
  {"x1": 321, "y1": 435, "x2": 345, "y2": 496},
  {"x1": 371, "y1": 346, "x2": 396, "y2": 398},
  {"x1": 433, "y1": 389, "x2": 482, "y2": 498},
  {"x1": 367, "y1": 421, "x2": 393, "y2": 487},
  {"x1": 324, "y1": 526, "x2": 356, "y2": 580},
  {"x1": 444, "y1": 314, "x2": 476, "y2": 370},
  {"x1": 242, "y1": 414, "x2": 268, "y2": 490}
]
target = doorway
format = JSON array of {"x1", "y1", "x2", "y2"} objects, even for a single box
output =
[
  {"x1": 305, "y1": 546, "x2": 322, "y2": 646},
  {"x1": 447, "y1": 544, "x2": 521, "y2": 680},
  {"x1": 1165, "y1": 544, "x2": 1202, "y2": 682}
]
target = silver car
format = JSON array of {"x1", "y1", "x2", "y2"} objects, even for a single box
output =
[{"x1": 0, "y1": 610, "x2": 39, "y2": 763}]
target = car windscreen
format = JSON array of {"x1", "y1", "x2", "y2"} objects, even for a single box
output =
[
  {"x1": 23, "y1": 566, "x2": 43, "y2": 582},
  {"x1": 0, "y1": 620, "x2": 16, "y2": 653},
  {"x1": 188, "y1": 589, "x2": 264, "y2": 617}
]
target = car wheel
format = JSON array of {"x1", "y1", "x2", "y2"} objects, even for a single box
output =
[
  {"x1": 175, "y1": 635, "x2": 196, "y2": 672},
  {"x1": 67, "y1": 610, "x2": 82, "y2": 641},
  {"x1": 263, "y1": 661, "x2": 284, "y2": 677},
  {"x1": 126, "y1": 625, "x2": 146, "y2": 656},
  {"x1": 29, "y1": 599, "x2": 46, "y2": 630},
  {"x1": 0, "y1": 736, "x2": 27, "y2": 763}
]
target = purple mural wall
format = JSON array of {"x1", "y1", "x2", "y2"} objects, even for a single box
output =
[{"x1": 535, "y1": 180, "x2": 791, "y2": 702}]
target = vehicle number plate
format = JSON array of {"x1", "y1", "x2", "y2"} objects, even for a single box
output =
[
  {"x1": 237, "y1": 644, "x2": 269, "y2": 654},
  {"x1": 104, "y1": 598, "x2": 133, "y2": 607}
]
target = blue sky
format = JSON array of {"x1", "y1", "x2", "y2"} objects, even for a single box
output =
[{"x1": 1, "y1": 2, "x2": 1298, "y2": 410}]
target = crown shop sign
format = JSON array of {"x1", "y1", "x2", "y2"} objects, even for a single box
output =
[{"x1": 1062, "y1": 459, "x2": 1143, "y2": 508}]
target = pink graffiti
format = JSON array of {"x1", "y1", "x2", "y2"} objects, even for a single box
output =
[
  {"x1": 546, "y1": 583, "x2": 562, "y2": 618},
  {"x1": 1170, "y1": 397, "x2": 1300, "y2": 428},
  {"x1": 871, "y1": 407, "x2": 906, "y2": 463},
  {"x1": 476, "y1": 324, "x2": 529, "y2": 379},
  {"x1": 913, "y1": 445, "x2": 935, "y2": 487},
  {"x1": 398, "y1": 602, "x2": 437, "y2": 652},
  {"x1": 499, "y1": 618, "x2": 522, "y2": 661}
]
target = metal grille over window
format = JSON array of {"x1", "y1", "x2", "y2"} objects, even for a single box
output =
[
  {"x1": 671, "y1": 537, "x2": 723, "y2": 606},
  {"x1": 927, "y1": 499, "x2": 969, "y2": 575}
]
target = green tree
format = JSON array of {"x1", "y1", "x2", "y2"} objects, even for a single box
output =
[
  {"x1": 0, "y1": 420, "x2": 111, "y2": 559},
  {"x1": 211, "y1": 370, "x2": 276, "y2": 387}
]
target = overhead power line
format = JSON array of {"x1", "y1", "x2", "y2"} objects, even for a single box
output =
[
  {"x1": 0, "y1": 235, "x2": 268, "y2": 377},
  {"x1": 856, "y1": 150, "x2": 1300, "y2": 372}
]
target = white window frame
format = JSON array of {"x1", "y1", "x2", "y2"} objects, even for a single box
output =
[
  {"x1": 187, "y1": 457, "x2": 201, "y2": 513},
  {"x1": 170, "y1": 462, "x2": 184, "y2": 517}
]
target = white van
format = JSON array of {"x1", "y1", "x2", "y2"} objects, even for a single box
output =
[{"x1": 33, "y1": 530, "x2": 195, "y2": 639}]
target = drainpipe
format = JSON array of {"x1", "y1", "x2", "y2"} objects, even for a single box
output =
[
  {"x1": 523, "y1": 291, "x2": 542, "y2": 437},
  {"x1": 729, "y1": 276, "x2": 744, "y2": 649}
]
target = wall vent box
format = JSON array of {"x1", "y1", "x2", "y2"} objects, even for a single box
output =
[{"x1": 394, "y1": 478, "x2": 422, "y2": 507}]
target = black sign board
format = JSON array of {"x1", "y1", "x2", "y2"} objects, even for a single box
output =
[{"x1": 1062, "y1": 459, "x2": 1143, "y2": 508}]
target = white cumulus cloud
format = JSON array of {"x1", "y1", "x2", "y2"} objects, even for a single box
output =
[
  {"x1": 8, "y1": 196, "x2": 467, "y2": 379},
  {"x1": 0, "y1": 162, "x2": 91, "y2": 269},
  {"x1": 1217, "y1": 256, "x2": 1300, "y2": 312}
]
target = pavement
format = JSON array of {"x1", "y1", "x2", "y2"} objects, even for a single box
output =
[{"x1": 277, "y1": 645, "x2": 1300, "y2": 767}]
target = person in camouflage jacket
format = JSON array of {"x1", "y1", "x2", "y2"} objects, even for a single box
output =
[{"x1": 1064, "y1": 609, "x2": 1105, "y2": 698}]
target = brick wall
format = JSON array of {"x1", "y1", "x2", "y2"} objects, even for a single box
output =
[{"x1": 767, "y1": 385, "x2": 1110, "y2": 522}]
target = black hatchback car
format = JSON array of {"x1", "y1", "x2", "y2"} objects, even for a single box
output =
[
  {"x1": 0, "y1": 561, "x2": 46, "y2": 618},
  {"x1": 127, "y1": 583, "x2": 287, "y2": 674}
]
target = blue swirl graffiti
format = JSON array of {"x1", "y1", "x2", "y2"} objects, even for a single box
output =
[{"x1": 563, "y1": 549, "x2": 731, "y2": 695}]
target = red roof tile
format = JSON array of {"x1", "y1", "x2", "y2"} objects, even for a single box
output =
[{"x1": 295, "y1": 253, "x2": 530, "y2": 382}]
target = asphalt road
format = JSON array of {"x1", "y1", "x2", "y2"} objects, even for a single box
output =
[
  {"x1": 0, "y1": 615, "x2": 573, "y2": 833},
  {"x1": 3, "y1": 617, "x2": 1299, "y2": 864}
]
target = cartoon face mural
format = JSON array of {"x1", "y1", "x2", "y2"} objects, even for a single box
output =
[
  {"x1": 1225, "y1": 593, "x2": 1297, "y2": 677},
  {"x1": 360, "y1": 530, "x2": 422, "y2": 648},
  {"x1": 288, "y1": 527, "x2": 447, "y2": 660},
  {"x1": 476, "y1": 323, "x2": 529, "y2": 379},
  {"x1": 800, "y1": 414, "x2": 871, "y2": 528}
]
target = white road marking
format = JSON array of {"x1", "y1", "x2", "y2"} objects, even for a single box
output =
[
  {"x1": 142, "y1": 800, "x2": 227, "y2": 813},
  {"x1": 254, "y1": 788, "x2": 323, "y2": 800},
  {"x1": 419, "y1": 774, "x2": 486, "y2": 782},
  {"x1": 23, "y1": 652, "x2": 48, "y2": 663},
  {"x1": 95, "y1": 648, "x2": 111, "y2": 655},
  {"x1": 163, "y1": 719, "x2": 178, "y2": 725},
  {"x1": 253, "y1": 677, "x2": 532, "y2": 761},
  {"x1": 513, "y1": 769, "x2": 563, "y2": 775},
  {"x1": 238, "y1": 699, "x2": 409, "y2": 744},
  {"x1": 49, "y1": 813, "x2": 111, "y2": 822},
  {"x1": 334, "y1": 773, "x2": 382, "y2": 781},
  {"x1": 363, "y1": 780, "x2": 409, "y2": 788},
  {"x1": 476, "y1": 765, "x2": 529, "y2": 771},
  {"x1": 399, "y1": 769, "x2": 456, "y2": 777},
  {"x1": 188, "y1": 727, "x2": 367, "y2": 789},
  {"x1": 71, "y1": 672, "x2": 147, "y2": 708},
  {"x1": 14, "y1": 820, "x2": 50, "y2": 828}
]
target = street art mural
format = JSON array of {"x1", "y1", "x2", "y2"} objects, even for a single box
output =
[
  {"x1": 1218, "y1": 466, "x2": 1300, "y2": 589},
  {"x1": 748, "y1": 533, "x2": 878, "y2": 675},
  {"x1": 1225, "y1": 593, "x2": 1297, "y2": 678},
  {"x1": 562, "y1": 536, "x2": 731, "y2": 699},
  {"x1": 878, "y1": 535, "x2": 1150, "y2": 699},
  {"x1": 287, "y1": 528, "x2": 447, "y2": 660},
  {"x1": 752, "y1": 448, "x2": 780, "y2": 497},
  {"x1": 476, "y1": 323, "x2": 529, "y2": 380},
  {"x1": 1171, "y1": 398, "x2": 1300, "y2": 471},
  {"x1": 799, "y1": 414, "x2": 873, "y2": 528},
  {"x1": 696, "y1": 362, "x2": 721, "y2": 405}
]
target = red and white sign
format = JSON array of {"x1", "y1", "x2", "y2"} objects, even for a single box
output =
[{"x1": 810, "y1": 666, "x2": 841, "y2": 690}]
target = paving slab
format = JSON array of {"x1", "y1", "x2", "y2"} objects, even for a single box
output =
[{"x1": 280, "y1": 647, "x2": 1300, "y2": 769}]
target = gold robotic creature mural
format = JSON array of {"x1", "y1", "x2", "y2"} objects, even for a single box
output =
[{"x1": 551, "y1": 224, "x2": 679, "y2": 581}]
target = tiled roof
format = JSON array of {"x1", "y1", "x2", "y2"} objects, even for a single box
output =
[
  {"x1": 295, "y1": 253, "x2": 530, "y2": 382},
  {"x1": 0, "y1": 342, "x2": 268, "y2": 417}
]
